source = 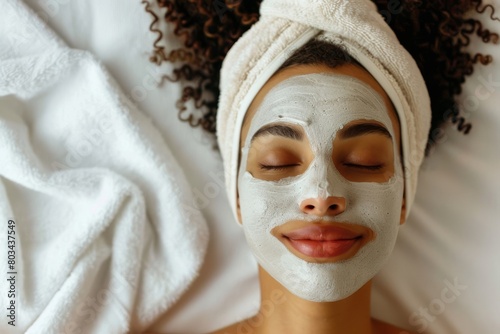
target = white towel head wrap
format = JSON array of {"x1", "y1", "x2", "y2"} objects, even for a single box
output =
[{"x1": 216, "y1": 0, "x2": 432, "y2": 223}]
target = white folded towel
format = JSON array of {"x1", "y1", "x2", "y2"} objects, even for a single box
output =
[
  {"x1": 217, "y1": 0, "x2": 431, "y2": 222},
  {"x1": 0, "y1": 1, "x2": 208, "y2": 333}
]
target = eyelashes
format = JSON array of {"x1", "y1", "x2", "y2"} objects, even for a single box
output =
[
  {"x1": 342, "y1": 163, "x2": 384, "y2": 171},
  {"x1": 259, "y1": 163, "x2": 384, "y2": 171},
  {"x1": 259, "y1": 163, "x2": 300, "y2": 171}
]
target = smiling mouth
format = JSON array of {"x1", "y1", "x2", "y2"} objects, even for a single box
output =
[
  {"x1": 286, "y1": 236, "x2": 363, "y2": 258},
  {"x1": 276, "y1": 223, "x2": 373, "y2": 262}
]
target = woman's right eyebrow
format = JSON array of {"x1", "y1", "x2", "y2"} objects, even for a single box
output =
[{"x1": 251, "y1": 124, "x2": 304, "y2": 143}]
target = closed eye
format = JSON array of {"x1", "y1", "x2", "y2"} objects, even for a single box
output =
[
  {"x1": 343, "y1": 163, "x2": 384, "y2": 171},
  {"x1": 259, "y1": 163, "x2": 301, "y2": 171}
]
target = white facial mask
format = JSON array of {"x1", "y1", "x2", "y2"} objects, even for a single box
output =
[{"x1": 238, "y1": 73, "x2": 404, "y2": 302}]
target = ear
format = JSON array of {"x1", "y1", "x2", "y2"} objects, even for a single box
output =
[
  {"x1": 399, "y1": 197, "x2": 406, "y2": 225},
  {"x1": 236, "y1": 192, "x2": 243, "y2": 225}
]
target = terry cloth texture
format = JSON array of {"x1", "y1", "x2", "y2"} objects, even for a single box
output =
[{"x1": 0, "y1": 1, "x2": 209, "y2": 332}]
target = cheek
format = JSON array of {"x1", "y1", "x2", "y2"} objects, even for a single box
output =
[
  {"x1": 238, "y1": 152, "x2": 277, "y2": 225},
  {"x1": 238, "y1": 167, "x2": 309, "y2": 229},
  {"x1": 237, "y1": 175, "x2": 281, "y2": 227}
]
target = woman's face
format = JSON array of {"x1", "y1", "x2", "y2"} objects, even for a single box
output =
[{"x1": 236, "y1": 64, "x2": 406, "y2": 302}]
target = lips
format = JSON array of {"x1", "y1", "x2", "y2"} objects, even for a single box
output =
[{"x1": 281, "y1": 225, "x2": 365, "y2": 259}]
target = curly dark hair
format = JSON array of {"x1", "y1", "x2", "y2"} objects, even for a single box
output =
[{"x1": 142, "y1": 0, "x2": 499, "y2": 154}]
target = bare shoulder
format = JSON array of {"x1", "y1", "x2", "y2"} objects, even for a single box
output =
[{"x1": 372, "y1": 317, "x2": 415, "y2": 334}]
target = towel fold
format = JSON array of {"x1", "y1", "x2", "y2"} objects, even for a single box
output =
[
  {"x1": 217, "y1": 0, "x2": 431, "y2": 222},
  {"x1": 0, "y1": 1, "x2": 209, "y2": 333}
]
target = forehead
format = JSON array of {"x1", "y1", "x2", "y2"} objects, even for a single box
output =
[
  {"x1": 246, "y1": 73, "x2": 393, "y2": 144},
  {"x1": 239, "y1": 64, "x2": 401, "y2": 150}
]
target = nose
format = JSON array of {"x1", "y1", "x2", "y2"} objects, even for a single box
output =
[{"x1": 300, "y1": 196, "x2": 346, "y2": 217}]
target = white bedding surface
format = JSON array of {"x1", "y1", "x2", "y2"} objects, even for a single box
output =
[
  {"x1": 18, "y1": 1, "x2": 500, "y2": 333},
  {"x1": 1, "y1": 1, "x2": 209, "y2": 332}
]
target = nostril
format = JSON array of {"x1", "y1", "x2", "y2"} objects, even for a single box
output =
[{"x1": 300, "y1": 197, "x2": 345, "y2": 216}]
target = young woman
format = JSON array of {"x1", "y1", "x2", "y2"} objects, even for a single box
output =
[
  {"x1": 142, "y1": 0, "x2": 498, "y2": 333},
  {"x1": 222, "y1": 57, "x2": 407, "y2": 333}
]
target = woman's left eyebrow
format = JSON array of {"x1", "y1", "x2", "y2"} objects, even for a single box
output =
[
  {"x1": 251, "y1": 124, "x2": 304, "y2": 143},
  {"x1": 339, "y1": 123, "x2": 392, "y2": 140}
]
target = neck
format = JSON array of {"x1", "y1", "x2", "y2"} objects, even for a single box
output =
[{"x1": 251, "y1": 266, "x2": 373, "y2": 334}]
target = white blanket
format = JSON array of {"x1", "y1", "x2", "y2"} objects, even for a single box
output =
[{"x1": 0, "y1": 1, "x2": 208, "y2": 333}]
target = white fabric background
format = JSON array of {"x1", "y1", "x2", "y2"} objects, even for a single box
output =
[
  {"x1": 18, "y1": 0, "x2": 500, "y2": 333},
  {"x1": 1, "y1": 1, "x2": 209, "y2": 332}
]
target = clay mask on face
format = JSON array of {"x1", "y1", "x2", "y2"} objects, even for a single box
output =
[{"x1": 238, "y1": 73, "x2": 404, "y2": 302}]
